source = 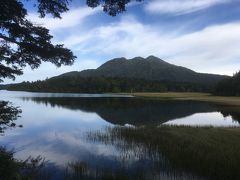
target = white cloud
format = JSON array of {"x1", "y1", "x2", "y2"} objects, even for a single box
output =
[
  {"x1": 62, "y1": 16, "x2": 240, "y2": 75},
  {"x1": 145, "y1": 0, "x2": 231, "y2": 15},
  {"x1": 4, "y1": 6, "x2": 239, "y2": 83},
  {"x1": 28, "y1": 6, "x2": 100, "y2": 31},
  {"x1": 7, "y1": 59, "x2": 101, "y2": 83}
]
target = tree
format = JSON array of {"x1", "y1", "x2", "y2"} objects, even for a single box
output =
[
  {"x1": 0, "y1": 0, "x2": 143, "y2": 82},
  {"x1": 214, "y1": 71, "x2": 240, "y2": 96},
  {"x1": 0, "y1": 0, "x2": 75, "y2": 82},
  {"x1": 86, "y1": 0, "x2": 143, "y2": 16}
]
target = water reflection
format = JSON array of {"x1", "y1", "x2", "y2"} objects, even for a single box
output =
[
  {"x1": 164, "y1": 112, "x2": 240, "y2": 127},
  {"x1": 0, "y1": 101, "x2": 22, "y2": 134},
  {"x1": 22, "y1": 96, "x2": 240, "y2": 126},
  {"x1": 0, "y1": 91, "x2": 240, "y2": 179},
  {"x1": 86, "y1": 126, "x2": 240, "y2": 180},
  {"x1": 0, "y1": 142, "x2": 205, "y2": 180}
]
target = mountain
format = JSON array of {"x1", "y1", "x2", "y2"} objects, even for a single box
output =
[
  {"x1": 1, "y1": 56, "x2": 229, "y2": 93},
  {"x1": 59, "y1": 56, "x2": 226, "y2": 84},
  {"x1": 26, "y1": 97, "x2": 219, "y2": 125}
]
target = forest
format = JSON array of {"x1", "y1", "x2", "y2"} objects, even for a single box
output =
[
  {"x1": 0, "y1": 76, "x2": 216, "y2": 93},
  {"x1": 214, "y1": 71, "x2": 240, "y2": 96}
]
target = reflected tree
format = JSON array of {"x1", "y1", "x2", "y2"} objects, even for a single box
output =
[
  {"x1": 0, "y1": 102, "x2": 50, "y2": 178},
  {"x1": 0, "y1": 146, "x2": 49, "y2": 179},
  {"x1": 23, "y1": 97, "x2": 220, "y2": 125},
  {"x1": 0, "y1": 101, "x2": 22, "y2": 133}
]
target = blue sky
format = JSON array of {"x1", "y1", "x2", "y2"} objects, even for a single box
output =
[{"x1": 3, "y1": 0, "x2": 240, "y2": 83}]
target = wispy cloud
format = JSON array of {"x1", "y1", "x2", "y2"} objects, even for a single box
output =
[
  {"x1": 145, "y1": 0, "x2": 231, "y2": 15},
  {"x1": 4, "y1": 2, "x2": 239, "y2": 83},
  {"x1": 28, "y1": 6, "x2": 100, "y2": 31},
  {"x1": 62, "y1": 15, "x2": 240, "y2": 75},
  {"x1": 12, "y1": 59, "x2": 101, "y2": 83}
]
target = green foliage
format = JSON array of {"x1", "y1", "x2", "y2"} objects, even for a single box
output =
[
  {"x1": 35, "y1": 0, "x2": 144, "y2": 18},
  {"x1": 214, "y1": 71, "x2": 240, "y2": 96},
  {"x1": 2, "y1": 76, "x2": 215, "y2": 93},
  {"x1": 86, "y1": 0, "x2": 144, "y2": 16},
  {"x1": 1, "y1": 0, "x2": 143, "y2": 82},
  {"x1": 0, "y1": 0, "x2": 76, "y2": 82}
]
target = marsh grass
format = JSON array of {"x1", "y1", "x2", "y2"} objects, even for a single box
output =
[
  {"x1": 64, "y1": 162, "x2": 147, "y2": 180},
  {"x1": 88, "y1": 126, "x2": 240, "y2": 180}
]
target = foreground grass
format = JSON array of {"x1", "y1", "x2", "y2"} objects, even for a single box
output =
[
  {"x1": 130, "y1": 92, "x2": 240, "y2": 106},
  {"x1": 2, "y1": 126, "x2": 240, "y2": 179},
  {"x1": 0, "y1": 147, "x2": 48, "y2": 179},
  {"x1": 89, "y1": 126, "x2": 240, "y2": 180}
]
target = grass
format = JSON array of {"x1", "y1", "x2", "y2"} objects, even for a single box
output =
[
  {"x1": 129, "y1": 92, "x2": 240, "y2": 106},
  {"x1": 3, "y1": 125, "x2": 240, "y2": 179},
  {"x1": 89, "y1": 126, "x2": 240, "y2": 180},
  {"x1": 0, "y1": 147, "x2": 48, "y2": 179}
]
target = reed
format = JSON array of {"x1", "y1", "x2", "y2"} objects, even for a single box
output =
[{"x1": 88, "y1": 126, "x2": 240, "y2": 180}]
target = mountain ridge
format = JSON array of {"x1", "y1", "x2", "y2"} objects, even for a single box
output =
[
  {"x1": 57, "y1": 56, "x2": 227, "y2": 84},
  {"x1": 0, "y1": 56, "x2": 229, "y2": 93}
]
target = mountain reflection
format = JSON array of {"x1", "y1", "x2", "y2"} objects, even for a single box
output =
[
  {"x1": 21, "y1": 97, "x2": 240, "y2": 125},
  {"x1": 1, "y1": 95, "x2": 240, "y2": 179}
]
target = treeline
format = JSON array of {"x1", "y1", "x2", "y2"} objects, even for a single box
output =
[
  {"x1": 214, "y1": 71, "x2": 240, "y2": 96},
  {"x1": 1, "y1": 76, "x2": 214, "y2": 93}
]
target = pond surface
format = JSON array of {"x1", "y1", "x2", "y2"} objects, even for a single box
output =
[{"x1": 0, "y1": 90, "x2": 240, "y2": 179}]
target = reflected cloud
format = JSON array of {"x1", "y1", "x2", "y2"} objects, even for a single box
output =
[
  {"x1": 21, "y1": 96, "x2": 240, "y2": 126},
  {"x1": 164, "y1": 112, "x2": 240, "y2": 127},
  {"x1": 1, "y1": 91, "x2": 240, "y2": 179}
]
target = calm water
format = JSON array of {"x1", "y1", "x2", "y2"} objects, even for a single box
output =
[{"x1": 0, "y1": 90, "x2": 240, "y2": 179}]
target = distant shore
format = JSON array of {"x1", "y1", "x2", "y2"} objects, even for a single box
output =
[
  {"x1": 129, "y1": 92, "x2": 240, "y2": 106},
  {"x1": 1, "y1": 89, "x2": 240, "y2": 106}
]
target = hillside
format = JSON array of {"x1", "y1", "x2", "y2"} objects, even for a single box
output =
[
  {"x1": 1, "y1": 56, "x2": 228, "y2": 93},
  {"x1": 59, "y1": 56, "x2": 226, "y2": 84},
  {"x1": 214, "y1": 71, "x2": 240, "y2": 96}
]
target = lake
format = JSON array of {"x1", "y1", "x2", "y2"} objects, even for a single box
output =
[{"x1": 0, "y1": 90, "x2": 240, "y2": 179}]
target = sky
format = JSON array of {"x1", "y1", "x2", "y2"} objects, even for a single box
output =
[{"x1": 3, "y1": 0, "x2": 240, "y2": 83}]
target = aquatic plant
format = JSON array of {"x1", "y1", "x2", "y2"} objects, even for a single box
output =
[{"x1": 88, "y1": 126, "x2": 240, "y2": 180}]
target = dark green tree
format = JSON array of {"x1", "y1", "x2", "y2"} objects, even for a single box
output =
[
  {"x1": 214, "y1": 71, "x2": 240, "y2": 96},
  {"x1": 86, "y1": 0, "x2": 143, "y2": 16},
  {"x1": 0, "y1": 0, "x2": 143, "y2": 82}
]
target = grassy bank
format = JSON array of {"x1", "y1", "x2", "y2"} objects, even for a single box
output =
[
  {"x1": 89, "y1": 126, "x2": 240, "y2": 180},
  {"x1": 3, "y1": 126, "x2": 240, "y2": 179},
  {"x1": 130, "y1": 92, "x2": 240, "y2": 106}
]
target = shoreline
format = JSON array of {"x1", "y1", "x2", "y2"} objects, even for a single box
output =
[
  {"x1": 129, "y1": 92, "x2": 240, "y2": 106},
  {"x1": 1, "y1": 90, "x2": 240, "y2": 106}
]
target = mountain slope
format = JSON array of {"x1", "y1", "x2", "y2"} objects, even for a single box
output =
[
  {"x1": 1, "y1": 56, "x2": 229, "y2": 93},
  {"x1": 214, "y1": 71, "x2": 240, "y2": 96},
  {"x1": 59, "y1": 56, "x2": 226, "y2": 84}
]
